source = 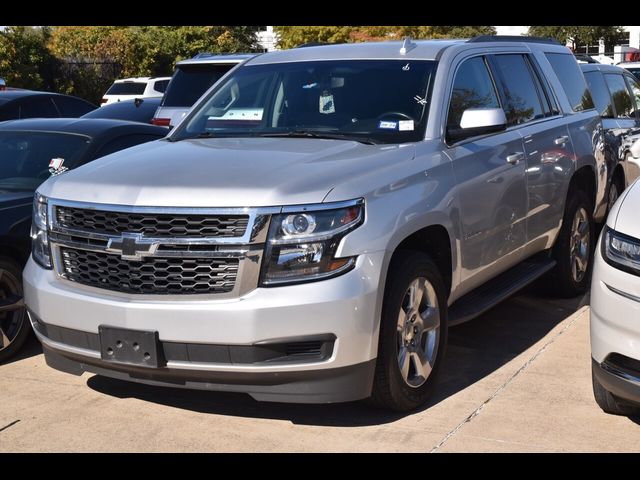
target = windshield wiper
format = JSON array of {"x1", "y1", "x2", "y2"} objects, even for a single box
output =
[
  {"x1": 259, "y1": 130, "x2": 380, "y2": 145},
  {"x1": 167, "y1": 132, "x2": 218, "y2": 142}
]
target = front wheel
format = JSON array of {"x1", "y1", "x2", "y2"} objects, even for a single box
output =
[
  {"x1": 0, "y1": 257, "x2": 30, "y2": 363},
  {"x1": 550, "y1": 189, "x2": 594, "y2": 298},
  {"x1": 370, "y1": 250, "x2": 448, "y2": 412}
]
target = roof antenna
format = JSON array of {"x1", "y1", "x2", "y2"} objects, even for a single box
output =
[{"x1": 400, "y1": 36, "x2": 416, "y2": 55}]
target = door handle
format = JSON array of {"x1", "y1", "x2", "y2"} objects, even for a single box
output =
[
  {"x1": 554, "y1": 135, "x2": 569, "y2": 145},
  {"x1": 506, "y1": 152, "x2": 524, "y2": 165}
]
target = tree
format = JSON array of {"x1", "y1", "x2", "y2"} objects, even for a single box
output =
[
  {"x1": 0, "y1": 26, "x2": 58, "y2": 91},
  {"x1": 47, "y1": 26, "x2": 261, "y2": 104},
  {"x1": 274, "y1": 26, "x2": 496, "y2": 48},
  {"x1": 528, "y1": 26, "x2": 625, "y2": 52}
]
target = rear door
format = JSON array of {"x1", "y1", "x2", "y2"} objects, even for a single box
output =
[{"x1": 488, "y1": 53, "x2": 577, "y2": 247}]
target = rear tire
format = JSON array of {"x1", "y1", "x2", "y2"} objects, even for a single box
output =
[
  {"x1": 606, "y1": 172, "x2": 624, "y2": 216},
  {"x1": 0, "y1": 256, "x2": 30, "y2": 363},
  {"x1": 550, "y1": 189, "x2": 594, "y2": 298},
  {"x1": 592, "y1": 365, "x2": 640, "y2": 416},
  {"x1": 370, "y1": 250, "x2": 448, "y2": 412}
]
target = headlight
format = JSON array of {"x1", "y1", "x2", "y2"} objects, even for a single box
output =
[
  {"x1": 602, "y1": 226, "x2": 640, "y2": 276},
  {"x1": 30, "y1": 192, "x2": 52, "y2": 269},
  {"x1": 259, "y1": 200, "x2": 364, "y2": 286}
]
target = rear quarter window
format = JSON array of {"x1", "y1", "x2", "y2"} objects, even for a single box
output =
[{"x1": 545, "y1": 53, "x2": 594, "y2": 112}]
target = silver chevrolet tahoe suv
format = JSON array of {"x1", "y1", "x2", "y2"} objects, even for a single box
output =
[{"x1": 24, "y1": 36, "x2": 605, "y2": 411}]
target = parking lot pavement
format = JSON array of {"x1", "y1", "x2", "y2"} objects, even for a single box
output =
[{"x1": 1, "y1": 287, "x2": 639, "y2": 452}]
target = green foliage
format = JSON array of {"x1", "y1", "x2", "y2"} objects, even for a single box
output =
[
  {"x1": 274, "y1": 25, "x2": 496, "y2": 47},
  {"x1": 527, "y1": 26, "x2": 625, "y2": 51},
  {"x1": 0, "y1": 26, "x2": 261, "y2": 105},
  {"x1": 0, "y1": 26, "x2": 59, "y2": 91}
]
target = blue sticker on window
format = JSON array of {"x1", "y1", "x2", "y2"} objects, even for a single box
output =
[{"x1": 378, "y1": 120, "x2": 398, "y2": 130}]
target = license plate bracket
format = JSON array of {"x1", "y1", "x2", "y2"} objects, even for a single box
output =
[{"x1": 99, "y1": 326, "x2": 164, "y2": 368}]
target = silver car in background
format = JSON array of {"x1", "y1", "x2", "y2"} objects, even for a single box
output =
[{"x1": 151, "y1": 53, "x2": 255, "y2": 127}]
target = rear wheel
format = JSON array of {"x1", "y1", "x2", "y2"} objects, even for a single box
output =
[
  {"x1": 0, "y1": 257, "x2": 29, "y2": 363},
  {"x1": 550, "y1": 189, "x2": 594, "y2": 297},
  {"x1": 370, "y1": 250, "x2": 448, "y2": 412},
  {"x1": 592, "y1": 365, "x2": 640, "y2": 416}
]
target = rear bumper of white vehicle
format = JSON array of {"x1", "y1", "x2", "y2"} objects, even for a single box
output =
[
  {"x1": 24, "y1": 252, "x2": 384, "y2": 403},
  {"x1": 590, "y1": 237, "x2": 640, "y2": 405}
]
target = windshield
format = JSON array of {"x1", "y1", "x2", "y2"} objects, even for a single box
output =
[
  {"x1": 171, "y1": 59, "x2": 437, "y2": 144},
  {"x1": 0, "y1": 131, "x2": 91, "y2": 191}
]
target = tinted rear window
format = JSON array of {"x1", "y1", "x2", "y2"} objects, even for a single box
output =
[
  {"x1": 162, "y1": 64, "x2": 236, "y2": 107},
  {"x1": 106, "y1": 82, "x2": 147, "y2": 95},
  {"x1": 545, "y1": 53, "x2": 594, "y2": 112},
  {"x1": 53, "y1": 96, "x2": 96, "y2": 117},
  {"x1": 584, "y1": 71, "x2": 614, "y2": 117}
]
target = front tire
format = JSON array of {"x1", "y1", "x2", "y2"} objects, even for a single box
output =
[
  {"x1": 0, "y1": 256, "x2": 30, "y2": 363},
  {"x1": 592, "y1": 365, "x2": 640, "y2": 416},
  {"x1": 370, "y1": 250, "x2": 448, "y2": 412},
  {"x1": 550, "y1": 189, "x2": 594, "y2": 298}
]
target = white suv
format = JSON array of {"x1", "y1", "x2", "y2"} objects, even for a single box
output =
[{"x1": 101, "y1": 77, "x2": 171, "y2": 106}]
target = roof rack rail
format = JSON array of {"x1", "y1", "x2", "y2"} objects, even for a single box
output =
[
  {"x1": 295, "y1": 42, "x2": 330, "y2": 48},
  {"x1": 468, "y1": 35, "x2": 561, "y2": 45}
]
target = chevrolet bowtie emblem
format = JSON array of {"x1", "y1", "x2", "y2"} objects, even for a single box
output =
[{"x1": 106, "y1": 233, "x2": 159, "y2": 260}]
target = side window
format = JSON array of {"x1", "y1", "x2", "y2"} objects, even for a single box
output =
[
  {"x1": 52, "y1": 97, "x2": 95, "y2": 117},
  {"x1": 19, "y1": 97, "x2": 58, "y2": 119},
  {"x1": 446, "y1": 56, "x2": 500, "y2": 132},
  {"x1": 623, "y1": 73, "x2": 640, "y2": 112},
  {"x1": 545, "y1": 53, "x2": 594, "y2": 112},
  {"x1": 604, "y1": 73, "x2": 635, "y2": 119},
  {"x1": 93, "y1": 134, "x2": 162, "y2": 160},
  {"x1": 584, "y1": 71, "x2": 614, "y2": 118},
  {"x1": 490, "y1": 54, "x2": 544, "y2": 126},
  {"x1": 154, "y1": 79, "x2": 169, "y2": 93}
]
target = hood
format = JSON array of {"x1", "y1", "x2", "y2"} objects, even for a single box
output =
[
  {"x1": 0, "y1": 189, "x2": 34, "y2": 211},
  {"x1": 613, "y1": 178, "x2": 640, "y2": 239},
  {"x1": 39, "y1": 137, "x2": 415, "y2": 208}
]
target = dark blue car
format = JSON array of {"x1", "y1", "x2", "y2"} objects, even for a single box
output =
[{"x1": 0, "y1": 118, "x2": 168, "y2": 361}]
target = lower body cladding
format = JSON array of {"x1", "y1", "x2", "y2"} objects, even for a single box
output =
[
  {"x1": 23, "y1": 252, "x2": 384, "y2": 404},
  {"x1": 590, "y1": 240, "x2": 640, "y2": 406}
]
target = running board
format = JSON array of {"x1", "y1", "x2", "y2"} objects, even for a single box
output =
[{"x1": 448, "y1": 255, "x2": 556, "y2": 326}]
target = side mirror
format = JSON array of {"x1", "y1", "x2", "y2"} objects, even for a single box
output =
[
  {"x1": 447, "y1": 108, "x2": 507, "y2": 143},
  {"x1": 630, "y1": 137, "x2": 640, "y2": 158}
]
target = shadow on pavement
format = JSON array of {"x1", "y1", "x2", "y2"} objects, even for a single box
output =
[
  {"x1": 87, "y1": 285, "x2": 589, "y2": 427},
  {"x1": 0, "y1": 332, "x2": 42, "y2": 366}
]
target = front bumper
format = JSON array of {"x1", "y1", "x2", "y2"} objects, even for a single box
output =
[
  {"x1": 590, "y1": 238, "x2": 640, "y2": 365},
  {"x1": 24, "y1": 251, "x2": 385, "y2": 403}
]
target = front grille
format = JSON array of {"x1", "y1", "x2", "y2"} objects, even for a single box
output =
[
  {"x1": 56, "y1": 207, "x2": 248, "y2": 238},
  {"x1": 61, "y1": 248, "x2": 238, "y2": 295}
]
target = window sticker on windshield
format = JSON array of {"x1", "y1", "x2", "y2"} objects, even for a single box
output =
[
  {"x1": 319, "y1": 92, "x2": 335, "y2": 114},
  {"x1": 303, "y1": 82, "x2": 317, "y2": 89},
  {"x1": 398, "y1": 120, "x2": 415, "y2": 131},
  {"x1": 378, "y1": 120, "x2": 398, "y2": 130},
  {"x1": 413, "y1": 95, "x2": 427, "y2": 105},
  {"x1": 402, "y1": 63, "x2": 410, "y2": 71}
]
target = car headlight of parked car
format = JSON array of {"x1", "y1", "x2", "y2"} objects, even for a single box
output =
[
  {"x1": 602, "y1": 226, "x2": 640, "y2": 276},
  {"x1": 31, "y1": 192, "x2": 52, "y2": 269},
  {"x1": 260, "y1": 199, "x2": 364, "y2": 286}
]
